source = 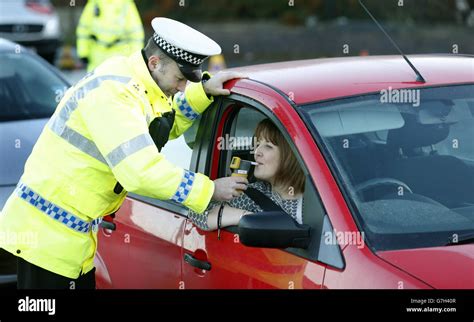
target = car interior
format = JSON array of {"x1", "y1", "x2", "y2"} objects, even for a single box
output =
[{"x1": 219, "y1": 106, "x2": 267, "y2": 182}]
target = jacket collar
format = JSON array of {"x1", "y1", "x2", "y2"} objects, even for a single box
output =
[{"x1": 128, "y1": 50, "x2": 170, "y2": 109}]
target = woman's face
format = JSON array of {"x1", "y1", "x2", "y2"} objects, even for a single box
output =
[{"x1": 253, "y1": 137, "x2": 281, "y2": 185}]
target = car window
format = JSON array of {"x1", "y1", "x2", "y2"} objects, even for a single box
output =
[
  {"x1": 433, "y1": 98, "x2": 474, "y2": 161},
  {"x1": 234, "y1": 108, "x2": 267, "y2": 143},
  {"x1": 218, "y1": 104, "x2": 329, "y2": 262},
  {"x1": 0, "y1": 51, "x2": 67, "y2": 122},
  {"x1": 220, "y1": 107, "x2": 266, "y2": 177}
]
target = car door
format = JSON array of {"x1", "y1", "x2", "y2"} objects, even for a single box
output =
[
  {"x1": 181, "y1": 92, "x2": 344, "y2": 289},
  {"x1": 95, "y1": 137, "x2": 194, "y2": 289}
]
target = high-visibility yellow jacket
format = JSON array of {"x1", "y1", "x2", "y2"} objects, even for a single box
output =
[
  {"x1": 76, "y1": 0, "x2": 144, "y2": 71},
  {"x1": 0, "y1": 50, "x2": 215, "y2": 279}
]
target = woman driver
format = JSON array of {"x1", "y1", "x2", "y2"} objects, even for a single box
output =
[{"x1": 188, "y1": 119, "x2": 305, "y2": 231}]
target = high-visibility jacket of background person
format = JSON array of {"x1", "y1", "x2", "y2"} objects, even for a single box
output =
[
  {"x1": 0, "y1": 18, "x2": 246, "y2": 281},
  {"x1": 76, "y1": 0, "x2": 144, "y2": 71}
]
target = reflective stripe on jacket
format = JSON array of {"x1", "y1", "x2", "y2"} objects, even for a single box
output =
[
  {"x1": 76, "y1": 0, "x2": 144, "y2": 71},
  {"x1": 0, "y1": 50, "x2": 215, "y2": 279}
]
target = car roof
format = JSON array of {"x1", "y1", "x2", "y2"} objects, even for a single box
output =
[
  {"x1": 230, "y1": 55, "x2": 474, "y2": 105},
  {"x1": 0, "y1": 37, "x2": 70, "y2": 85},
  {"x1": 0, "y1": 38, "x2": 24, "y2": 52}
]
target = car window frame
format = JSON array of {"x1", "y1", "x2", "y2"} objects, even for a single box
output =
[{"x1": 197, "y1": 93, "x2": 344, "y2": 266}]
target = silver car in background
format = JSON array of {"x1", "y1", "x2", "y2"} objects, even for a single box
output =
[
  {"x1": 0, "y1": 38, "x2": 69, "y2": 285},
  {"x1": 0, "y1": 37, "x2": 69, "y2": 209},
  {"x1": 0, "y1": 0, "x2": 61, "y2": 63}
]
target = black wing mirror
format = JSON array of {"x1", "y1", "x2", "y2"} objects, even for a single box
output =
[{"x1": 238, "y1": 211, "x2": 311, "y2": 249}]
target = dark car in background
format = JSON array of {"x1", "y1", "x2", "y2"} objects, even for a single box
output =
[
  {"x1": 0, "y1": 0, "x2": 61, "y2": 63},
  {"x1": 0, "y1": 38, "x2": 69, "y2": 285}
]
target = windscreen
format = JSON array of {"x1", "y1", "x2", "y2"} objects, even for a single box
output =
[{"x1": 302, "y1": 84, "x2": 474, "y2": 251}]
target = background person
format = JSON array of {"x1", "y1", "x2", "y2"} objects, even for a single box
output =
[{"x1": 76, "y1": 0, "x2": 144, "y2": 71}]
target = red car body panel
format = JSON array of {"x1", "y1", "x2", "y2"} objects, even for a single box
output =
[
  {"x1": 377, "y1": 245, "x2": 474, "y2": 289},
  {"x1": 231, "y1": 55, "x2": 474, "y2": 104},
  {"x1": 182, "y1": 221, "x2": 326, "y2": 289},
  {"x1": 324, "y1": 243, "x2": 432, "y2": 289},
  {"x1": 97, "y1": 198, "x2": 186, "y2": 288},
  {"x1": 96, "y1": 55, "x2": 474, "y2": 289}
]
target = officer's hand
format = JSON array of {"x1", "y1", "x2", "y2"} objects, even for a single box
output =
[
  {"x1": 203, "y1": 71, "x2": 248, "y2": 96},
  {"x1": 212, "y1": 176, "x2": 249, "y2": 201}
]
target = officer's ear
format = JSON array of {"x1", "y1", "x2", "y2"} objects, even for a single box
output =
[{"x1": 147, "y1": 55, "x2": 160, "y2": 72}]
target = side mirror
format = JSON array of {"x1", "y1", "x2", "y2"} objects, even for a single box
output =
[{"x1": 238, "y1": 211, "x2": 312, "y2": 249}]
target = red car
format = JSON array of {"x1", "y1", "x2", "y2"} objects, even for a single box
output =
[{"x1": 95, "y1": 55, "x2": 474, "y2": 289}]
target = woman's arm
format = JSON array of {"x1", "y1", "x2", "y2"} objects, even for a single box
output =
[
  {"x1": 187, "y1": 201, "x2": 219, "y2": 231},
  {"x1": 188, "y1": 182, "x2": 262, "y2": 231},
  {"x1": 187, "y1": 204, "x2": 250, "y2": 231},
  {"x1": 206, "y1": 205, "x2": 252, "y2": 231}
]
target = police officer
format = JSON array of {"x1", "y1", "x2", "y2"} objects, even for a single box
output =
[
  {"x1": 0, "y1": 17, "x2": 247, "y2": 289},
  {"x1": 77, "y1": 0, "x2": 145, "y2": 71}
]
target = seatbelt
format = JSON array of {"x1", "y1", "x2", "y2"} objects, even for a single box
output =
[{"x1": 244, "y1": 187, "x2": 287, "y2": 214}]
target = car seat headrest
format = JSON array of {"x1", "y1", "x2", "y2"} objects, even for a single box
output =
[{"x1": 387, "y1": 114, "x2": 449, "y2": 149}]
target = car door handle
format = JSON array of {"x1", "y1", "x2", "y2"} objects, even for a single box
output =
[{"x1": 184, "y1": 253, "x2": 211, "y2": 271}]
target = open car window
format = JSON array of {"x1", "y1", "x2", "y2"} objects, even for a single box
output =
[
  {"x1": 221, "y1": 107, "x2": 266, "y2": 178},
  {"x1": 216, "y1": 102, "x2": 333, "y2": 263}
]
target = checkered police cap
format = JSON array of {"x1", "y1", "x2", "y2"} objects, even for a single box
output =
[
  {"x1": 151, "y1": 17, "x2": 221, "y2": 82},
  {"x1": 152, "y1": 33, "x2": 206, "y2": 66}
]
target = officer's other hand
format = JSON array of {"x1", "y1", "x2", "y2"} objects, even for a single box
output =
[
  {"x1": 212, "y1": 176, "x2": 248, "y2": 201},
  {"x1": 203, "y1": 71, "x2": 248, "y2": 96}
]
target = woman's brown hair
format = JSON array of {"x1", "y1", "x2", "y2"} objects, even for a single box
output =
[{"x1": 254, "y1": 119, "x2": 305, "y2": 195}]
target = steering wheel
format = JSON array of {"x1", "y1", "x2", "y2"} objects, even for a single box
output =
[{"x1": 355, "y1": 177, "x2": 413, "y2": 196}]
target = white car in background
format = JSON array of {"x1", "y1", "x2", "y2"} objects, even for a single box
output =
[{"x1": 0, "y1": 0, "x2": 61, "y2": 63}]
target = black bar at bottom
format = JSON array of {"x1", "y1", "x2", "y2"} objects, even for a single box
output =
[{"x1": 0, "y1": 289, "x2": 472, "y2": 321}]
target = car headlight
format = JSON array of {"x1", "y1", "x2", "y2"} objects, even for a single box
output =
[{"x1": 44, "y1": 16, "x2": 60, "y2": 38}]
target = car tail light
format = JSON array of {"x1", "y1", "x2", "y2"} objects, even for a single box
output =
[{"x1": 26, "y1": 0, "x2": 54, "y2": 15}]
